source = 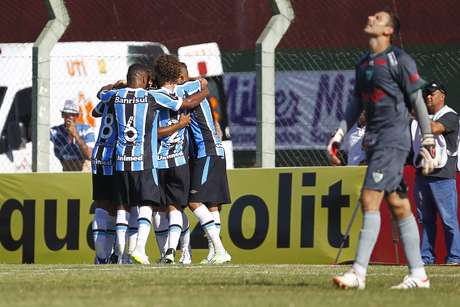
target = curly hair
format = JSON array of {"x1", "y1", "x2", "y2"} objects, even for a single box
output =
[{"x1": 154, "y1": 55, "x2": 182, "y2": 87}]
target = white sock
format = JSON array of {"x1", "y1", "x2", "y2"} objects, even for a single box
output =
[
  {"x1": 105, "y1": 215, "x2": 116, "y2": 258},
  {"x1": 211, "y1": 210, "x2": 221, "y2": 236},
  {"x1": 168, "y1": 209, "x2": 183, "y2": 251},
  {"x1": 135, "y1": 206, "x2": 153, "y2": 255},
  {"x1": 206, "y1": 236, "x2": 214, "y2": 260},
  {"x1": 209, "y1": 211, "x2": 221, "y2": 259},
  {"x1": 115, "y1": 209, "x2": 130, "y2": 260},
  {"x1": 180, "y1": 211, "x2": 191, "y2": 252},
  {"x1": 398, "y1": 215, "x2": 427, "y2": 279},
  {"x1": 352, "y1": 211, "x2": 381, "y2": 279},
  {"x1": 153, "y1": 211, "x2": 169, "y2": 257},
  {"x1": 127, "y1": 206, "x2": 139, "y2": 255},
  {"x1": 192, "y1": 204, "x2": 225, "y2": 254},
  {"x1": 92, "y1": 208, "x2": 108, "y2": 260}
]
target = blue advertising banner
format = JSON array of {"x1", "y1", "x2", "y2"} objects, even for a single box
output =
[{"x1": 224, "y1": 71, "x2": 355, "y2": 150}]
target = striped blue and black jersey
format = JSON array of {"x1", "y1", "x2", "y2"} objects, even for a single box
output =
[
  {"x1": 175, "y1": 80, "x2": 224, "y2": 159},
  {"x1": 91, "y1": 94, "x2": 117, "y2": 175},
  {"x1": 100, "y1": 87, "x2": 182, "y2": 171},
  {"x1": 157, "y1": 89, "x2": 189, "y2": 169}
]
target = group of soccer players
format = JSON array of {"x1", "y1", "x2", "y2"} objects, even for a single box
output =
[{"x1": 90, "y1": 54, "x2": 231, "y2": 265}]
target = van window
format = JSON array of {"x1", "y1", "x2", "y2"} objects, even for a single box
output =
[
  {"x1": 0, "y1": 86, "x2": 6, "y2": 107},
  {"x1": 0, "y1": 87, "x2": 32, "y2": 154},
  {"x1": 128, "y1": 44, "x2": 167, "y2": 71}
]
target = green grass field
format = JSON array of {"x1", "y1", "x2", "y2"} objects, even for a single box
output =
[{"x1": 0, "y1": 264, "x2": 459, "y2": 307}]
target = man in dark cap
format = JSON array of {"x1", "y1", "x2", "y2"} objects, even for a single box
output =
[{"x1": 414, "y1": 81, "x2": 460, "y2": 265}]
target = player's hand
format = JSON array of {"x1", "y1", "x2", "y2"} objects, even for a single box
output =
[
  {"x1": 327, "y1": 128, "x2": 344, "y2": 166},
  {"x1": 419, "y1": 133, "x2": 437, "y2": 175},
  {"x1": 421, "y1": 134, "x2": 436, "y2": 157},
  {"x1": 199, "y1": 78, "x2": 209, "y2": 96},
  {"x1": 419, "y1": 147, "x2": 438, "y2": 175},
  {"x1": 113, "y1": 80, "x2": 127, "y2": 89},
  {"x1": 179, "y1": 114, "x2": 191, "y2": 127}
]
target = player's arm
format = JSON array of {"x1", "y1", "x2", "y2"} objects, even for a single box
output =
[
  {"x1": 96, "y1": 80, "x2": 126, "y2": 99},
  {"x1": 399, "y1": 53, "x2": 437, "y2": 174},
  {"x1": 411, "y1": 90, "x2": 433, "y2": 138},
  {"x1": 92, "y1": 101, "x2": 105, "y2": 118},
  {"x1": 158, "y1": 114, "x2": 191, "y2": 138},
  {"x1": 180, "y1": 79, "x2": 209, "y2": 109}
]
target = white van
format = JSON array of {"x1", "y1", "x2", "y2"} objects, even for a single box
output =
[{"x1": 0, "y1": 41, "x2": 169, "y2": 172}]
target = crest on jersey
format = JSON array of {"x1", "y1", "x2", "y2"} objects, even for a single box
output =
[
  {"x1": 372, "y1": 171, "x2": 384, "y2": 183},
  {"x1": 365, "y1": 69, "x2": 374, "y2": 81}
]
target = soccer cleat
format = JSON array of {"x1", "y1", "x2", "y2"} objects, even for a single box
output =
[
  {"x1": 117, "y1": 256, "x2": 124, "y2": 265},
  {"x1": 200, "y1": 258, "x2": 211, "y2": 264},
  {"x1": 94, "y1": 256, "x2": 107, "y2": 264},
  {"x1": 131, "y1": 251, "x2": 150, "y2": 265},
  {"x1": 332, "y1": 270, "x2": 365, "y2": 290},
  {"x1": 200, "y1": 249, "x2": 215, "y2": 264},
  {"x1": 179, "y1": 249, "x2": 192, "y2": 265},
  {"x1": 123, "y1": 254, "x2": 133, "y2": 264},
  {"x1": 108, "y1": 253, "x2": 118, "y2": 264},
  {"x1": 390, "y1": 275, "x2": 430, "y2": 289},
  {"x1": 210, "y1": 251, "x2": 231, "y2": 264},
  {"x1": 160, "y1": 248, "x2": 175, "y2": 264}
]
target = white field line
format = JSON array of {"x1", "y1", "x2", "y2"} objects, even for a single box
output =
[{"x1": 0, "y1": 264, "x2": 458, "y2": 278}]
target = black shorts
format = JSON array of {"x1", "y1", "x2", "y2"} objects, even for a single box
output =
[
  {"x1": 92, "y1": 173, "x2": 115, "y2": 201},
  {"x1": 363, "y1": 147, "x2": 409, "y2": 193},
  {"x1": 114, "y1": 169, "x2": 161, "y2": 206},
  {"x1": 158, "y1": 164, "x2": 190, "y2": 208},
  {"x1": 189, "y1": 155, "x2": 231, "y2": 205}
]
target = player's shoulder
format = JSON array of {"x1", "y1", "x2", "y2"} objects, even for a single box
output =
[
  {"x1": 177, "y1": 79, "x2": 200, "y2": 88},
  {"x1": 99, "y1": 89, "x2": 118, "y2": 101},
  {"x1": 356, "y1": 51, "x2": 370, "y2": 67},
  {"x1": 133, "y1": 87, "x2": 148, "y2": 95},
  {"x1": 387, "y1": 46, "x2": 415, "y2": 66},
  {"x1": 148, "y1": 87, "x2": 180, "y2": 100}
]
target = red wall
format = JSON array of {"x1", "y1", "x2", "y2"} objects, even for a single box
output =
[
  {"x1": 370, "y1": 166, "x2": 460, "y2": 265},
  {"x1": 1, "y1": 0, "x2": 459, "y2": 50}
]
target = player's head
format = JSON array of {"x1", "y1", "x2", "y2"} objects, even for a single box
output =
[
  {"x1": 126, "y1": 63, "x2": 150, "y2": 88},
  {"x1": 364, "y1": 11, "x2": 400, "y2": 41},
  {"x1": 146, "y1": 68, "x2": 159, "y2": 89},
  {"x1": 178, "y1": 62, "x2": 189, "y2": 84},
  {"x1": 154, "y1": 55, "x2": 182, "y2": 87},
  {"x1": 423, "y1": 81, "x2": 447, "y2": 114}
]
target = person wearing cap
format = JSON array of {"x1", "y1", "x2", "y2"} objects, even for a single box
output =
[
  {"x1": 413, "y1": 81, "x2": 460, "y2": 265},
  {"x1": 50, "y1": 99, "x2": 95, "y2": 171}
]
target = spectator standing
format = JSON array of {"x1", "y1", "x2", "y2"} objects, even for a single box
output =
[
  {"x1": 414, "y1": 81, "x2": 460, "y2": 265},
  {"x1": 50, "y1": 99, "x2": 95, "y2": 171}
]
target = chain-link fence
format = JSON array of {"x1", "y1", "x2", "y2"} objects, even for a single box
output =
[
  {"x1": 271, "y1": 0, "x2": 460, "y2": 167},
  {"x1": 0, "y1": 41, "x2": 169, "y2": 172},
  {"x1": 1, "y1": 0, "x2": 460, "y2": 171},
  {"x1": 0, "y1": 43, "x2": 33, "y2": 172},
  {"x1": 223, "y1": 0, "x2": 460, "y2": 167}
]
